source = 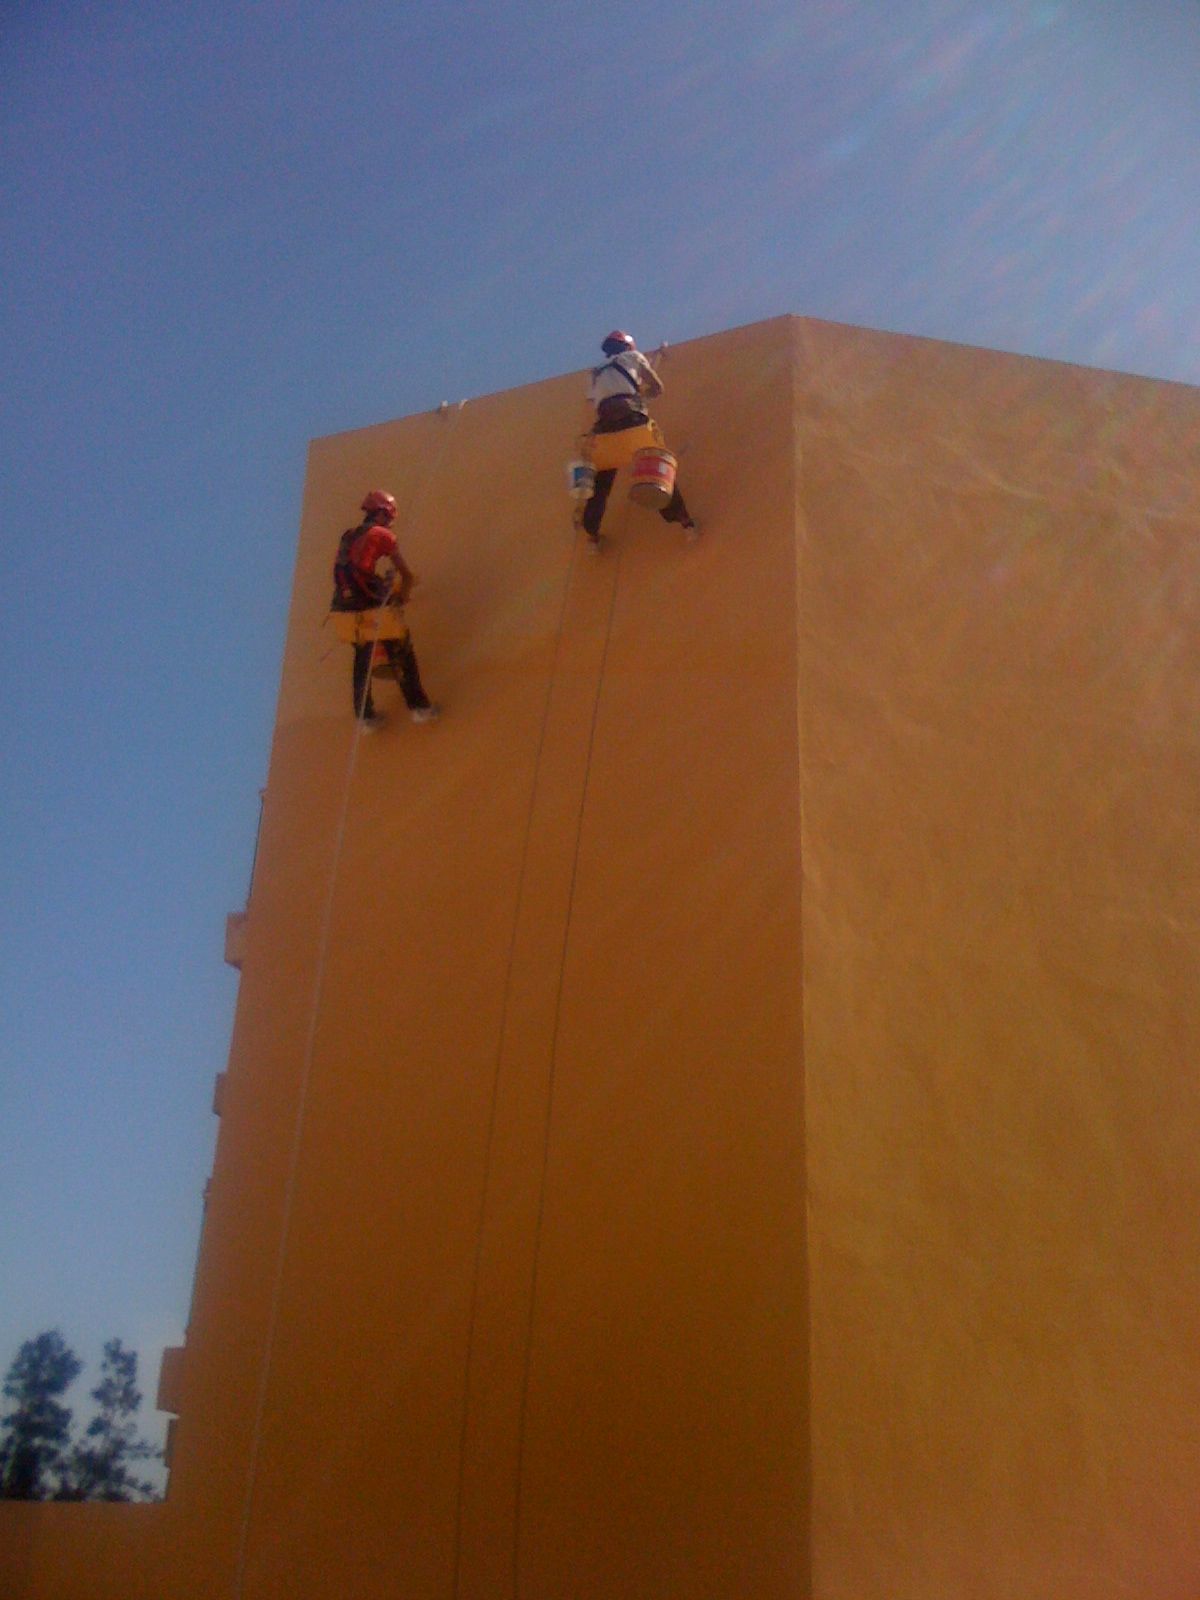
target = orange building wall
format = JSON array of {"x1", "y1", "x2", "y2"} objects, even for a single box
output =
[
  {"x1": 794, "y1": 321, "x2": 1200, "y2": 1598},
  {"x1": 3, "y1": 315, "x2": 1199, "y2": 1599}
]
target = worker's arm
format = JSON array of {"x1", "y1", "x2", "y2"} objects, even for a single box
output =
[
  {"x1": 390, "y1": 553, "x2": 417, "y2": 606},
  {"x1": 635, "y1": 350, "x2": 664, "y2": 399}
]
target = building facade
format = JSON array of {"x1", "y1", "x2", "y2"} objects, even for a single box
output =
[{"x1": 5, "y1": 315, "x2": 1200, "y2": 1598}]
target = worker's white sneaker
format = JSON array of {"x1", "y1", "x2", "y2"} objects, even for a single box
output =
[
  {"x1": 682, "y1": 518, "x2": 700, "y2": 543},
  {"x1": 586, "y1": 534, "x2": 605, "y2": 555},
  {"x1": 361, "y1": 712, "x2": 387, "y2": 733},
  {"x1": 411, "y1": 703, "x2": 441, "y2": 724}
]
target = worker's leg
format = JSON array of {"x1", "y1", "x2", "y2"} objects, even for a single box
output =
[
  {"x1": 582, "y1": 469, "x2": 617, "y2": 539},
  {"x1": 352, "y1": 643, "x2": 377, "y2": 718},
  {"x1": 385, "y1": 636, "x2": 433, "y2": 713},
  {"x1": 658, "y1": 483, "x2": 695, "y2": 528}
]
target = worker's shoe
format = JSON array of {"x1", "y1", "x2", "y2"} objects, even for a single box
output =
[
  {"x1": 361, "y1": 711, "x2": 387, "y2": 733},
  {"x1": 411, "y1": 703, "x2": 441, "y2": 724},
  {"x1": 586, "y1": 533, "x2": 605, "y2": 555},
  {"x1": 681, "y1": 517, "x2": 700, "y2": 542}
]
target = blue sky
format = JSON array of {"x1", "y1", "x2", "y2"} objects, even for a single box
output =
[{"x1": 3, "y1": 0, "x2": 1199, "y2": 1467}]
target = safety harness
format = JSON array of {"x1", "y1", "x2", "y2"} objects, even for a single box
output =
[
  {"x1": 331, "y1": 523, "x2": 388, "y2": 612},
  {"x1": 593, "y1": 354, "x2": 648, "y2": 427}
]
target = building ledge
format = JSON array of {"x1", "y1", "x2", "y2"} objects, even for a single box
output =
[
  {"x1": 157, "y1": 1346, "x2": 185, "y2": 1416},
  {"x1": 224, "y1": 911, "x2": 248, "y2": 969}
]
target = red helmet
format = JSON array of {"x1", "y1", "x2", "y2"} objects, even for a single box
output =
[
  {"x1": 601, "y1": 329, "x2": 636, "y2": 354},
  {"x1": 360, "y1": 489, "x2": 397, "y2": 523}
]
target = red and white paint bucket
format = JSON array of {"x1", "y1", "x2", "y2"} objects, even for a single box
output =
[{"x1": 628, "y1": 447, "x2": 677, "y2": 509}]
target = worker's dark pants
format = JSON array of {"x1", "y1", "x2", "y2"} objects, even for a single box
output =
[
  {"x1": 582, "y1": 470, "x2": 691, "y2": 537},
  {"x1": 582, "y1": 408, "x2": 692, "y2": 538},
  {"x1": 353, "y1": 636, "x2": 431, "y2": 716}
]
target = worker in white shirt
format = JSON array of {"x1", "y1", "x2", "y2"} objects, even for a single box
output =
[{"x1": 580, "y1": 331, "x2": 696, "y2": 550}]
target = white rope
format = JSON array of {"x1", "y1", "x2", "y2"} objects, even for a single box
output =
[
  {"x1": 509, "y1": 495, "x2": 630, "y2": 1597},
  {"x1": 450, "y1": 518, "x2": 587, "y2": 1598},
  {"x1": 231, "y1": 399, "x2": 466, "y2": 1598}
]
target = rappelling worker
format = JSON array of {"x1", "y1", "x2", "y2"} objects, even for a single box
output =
[
  {"x1": 330, "y1": 490, "x2": 439, "y2": 730},
  {"x1": 579, "y1": 331, "x2": 697, "y2": 551}
]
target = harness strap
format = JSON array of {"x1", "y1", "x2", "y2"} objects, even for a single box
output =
[
  {"x1": 595, "y1": 354, "x2": 641, "y2": 395},
  {"x1": 333, "y1": 521, "x2": 387, "y2": 610}
]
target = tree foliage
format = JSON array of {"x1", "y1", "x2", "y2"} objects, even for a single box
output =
[
  {"x1": 0, "y1": 1331, "x2": 161, "y2": 1502},
  {"x1": 0, "y1": 1330, "x2": 81, "y2": 1499},
  {"x1": 61, "y1": 1339, "x2": 159, "y2": 1502}
]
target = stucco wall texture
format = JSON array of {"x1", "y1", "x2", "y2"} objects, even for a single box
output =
[{"x1": 4, "y1": 315, "x2": 1200, "y2": 1599}]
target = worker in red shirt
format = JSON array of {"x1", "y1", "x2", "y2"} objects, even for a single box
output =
[{"x1": 331, "y1": 490, "x2": 439, "y2": 728}]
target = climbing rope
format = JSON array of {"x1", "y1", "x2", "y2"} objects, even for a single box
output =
[
  {"x1": 449, "y1": 506, "x2": 588, "y2": 1599},
  {"x1": 450, "y1": 477, "x2": 632, "y2": 1597},
  {"x1": 509, "y1": 494, "x2": 629, "y2": 1598},
  {"x1": 231, "y1": 398, "x2": 466, "y2": 1600}
]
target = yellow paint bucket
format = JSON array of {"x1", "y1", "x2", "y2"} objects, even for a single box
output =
[
  {"x1": 589, "y1": 421, "x2": 661, "y2": 473},
  {"x1": 330, "y1": 607, "x2": 410, "y2": 647}
]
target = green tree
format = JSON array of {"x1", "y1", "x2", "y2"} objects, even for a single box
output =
[
  {"x1": 0, "y1": 1330, "x2": 82, "y2": 1499},
  {"x1": 60, "y1": 1339, "x2": 160, "y2": 1502}
]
